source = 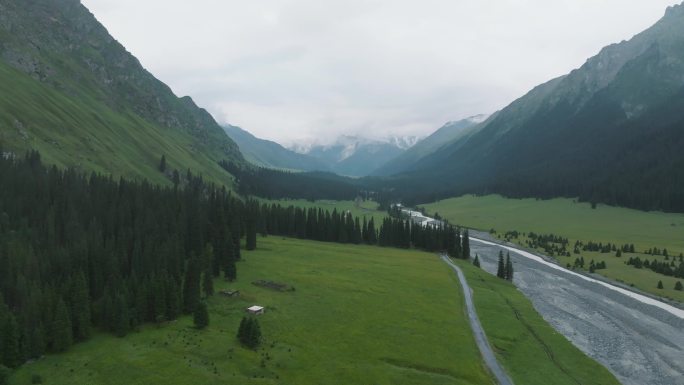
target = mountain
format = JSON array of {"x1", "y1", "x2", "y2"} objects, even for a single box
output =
[
  {"x1": 291, "y1": 135, "x2": 421, "y2": 177},
  {"x1": 393, "y1": 3, "x2": 684, "y2": 212},
  {"x1": 223, "y1": 125, "x2": 330, "y2": 171},
  {"x1": 373, "y1": 114, "x2": 489, "y2": 176},
  {"x1": 0, "y1": 0, "x2": 243, "y2": 185}
]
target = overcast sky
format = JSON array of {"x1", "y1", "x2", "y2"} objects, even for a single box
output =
[{"x1": 82, "y1": 0, "x2": 680, "y2": 146}]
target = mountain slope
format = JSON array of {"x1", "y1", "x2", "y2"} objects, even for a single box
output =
[
  {"x1": 0, "y1": 0, "x2": 243, "y2": 184},
  {"x1": 396, "y1": 3, "x2": 684, "y2": 212},
  {"x1": 294, "y1": 135, "x2": 420, "y2": 177},
  {"x1": 223, "y1": 125, "x2": 330, "y2": 171},
  {"x1": 373, "y1": 115, "x2": 489, "y2": 176}
]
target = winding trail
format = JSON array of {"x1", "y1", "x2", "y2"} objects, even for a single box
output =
[{"x1": 441, "y1": 255, "x2": 514, "y2": 385}]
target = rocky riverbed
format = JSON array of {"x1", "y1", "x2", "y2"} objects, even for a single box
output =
[{"x1": 470, "y1": 237, "x2": 684, "y2": 385}]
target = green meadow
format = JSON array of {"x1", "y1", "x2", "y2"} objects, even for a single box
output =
[
  {"x1": 9, "y1": 237, "x2": 491, "y2": 385},
  {"x1": 422, "y1": 195, "x2": 684, "y2": 302},
  {"x1": 7, "y1": 237, "x2": 620, "y2": 385},
  {"x1": 455, "y1": 260, "x2": 619, "y2": 385}
]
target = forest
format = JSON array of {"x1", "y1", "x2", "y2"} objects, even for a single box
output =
[
  {"x1": 0, "y1": 152, "x2": 248, "y2": 368},
  {"x1": 0, "y1": 152, "x2": 469, "y2": 370}
]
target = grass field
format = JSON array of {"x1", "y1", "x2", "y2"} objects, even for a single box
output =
[
  {"x1": 455, "y1": 260, "x2": 620, "y2": 385},
  {"x1": 9, "y1": 238, "x2": 492, "y2": 385},
  {"x1": 422, "y1": 195, "x2": 684, "y2": 302},
  {"x1": 7, "y1": 237, "x2": 620, "y2": 385}
]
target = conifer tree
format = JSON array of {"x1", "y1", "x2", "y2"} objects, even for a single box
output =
[
  {"x1": 505, "y1": 253, "x2": 514, "y2": 281},
  {"x1": 657, "y1": 280, "x2": 664, "y2": 289},
  {"x1": 69, "y1": 272, "x2": 91, "y2": 341},
  {"x1": 202, "y1": 269, "x2": 214, "y2": 298},
  {"x1": 473, "y1": 254, "x2": 481, "y2": 268},
  {"x1": 112, "y1": 293, "x2": 130, "y2": 337},
  {"x1": 462, "y1": 230, "x2": 470, "y2": 259},
  {"x1": 159, "y1": 155, "x2": 167, "y2": 172},
  {"x1": 1, "y1": 312, "x2": 20, "y2": 368},
  {"x1": 193, "y1": 302, "x2": 209, "y2": 329},
  {"x1": 50, "y1": 299, "x2": 73, "y2": 352},
  {"x1": 182, "y1": 258, "x2": 201, "y2": 314},
  {"x1": 675, "y1": 281, "x2": 683, "y2": 291},
  {"x1": 496, "y1": 251, "x2": 505, "y2": 278}
]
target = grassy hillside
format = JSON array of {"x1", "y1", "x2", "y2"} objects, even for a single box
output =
[
  {"x1": 455, "y1": 260, "x2": 620, "y2": 385},
  {"x1": 0, "y1": 0, "x2": 243, "y2": 185},
  {"x1": 0, "y1": 61, "x2": 234, "y2": 185},
  {"x1": 422, "y1": 195, "x2": 684, "y2": 302},
  {"x1": 9, "y1": 238, "x2": 493, "y2": 385},
  {"x1": 223, "y1": 125, "x2": 329, "y2": 172}
]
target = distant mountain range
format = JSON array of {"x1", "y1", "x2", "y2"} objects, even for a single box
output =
[
  {"x1": 372, "y1": 114, "x2": 489, "y2": 176},
  {"x1": 289, "y1": 135, "x2": 421, "y2": 177},
  {"x1": 0, "y1": 0, "x2": 243, "y2": 185},
  {"x1": 384, "y1": 3, "x2": 684, "y2": 212},
  {"x1": 223, "y1": 125, "x2": 330, "y2": 172}
]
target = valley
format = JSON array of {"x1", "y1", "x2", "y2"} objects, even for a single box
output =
[
  {"x1": 7, "y1": 237, "x2": 619, "y2": 385},
  {"x1": 421, "y1": 195, "x2": 684, "y2": 302},
  {"x1": 2, "y1": 0, "x2": 684, "y2": 384}
]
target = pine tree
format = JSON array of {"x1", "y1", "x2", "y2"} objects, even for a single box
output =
[
  {"x1": 0, "y1": 364, "x2": 11, "y2": 385},
  {"x1": 237, "y1": 316, "x2": 261, "y2": 349},
  {"x1": 496, "y1": 251, "x2": 505, "y2": 278},
  {"x1": 473, "y1": 254, "x2": 481, "y2": 268},
  {"x1": 505, "y1": 253, "x2": 514, "y2": 281},
  {"x1": 224, "y1": 257, "x2": 237, "y2": 282},
  {"x1": 675, "y1": 281, "x2": 683, "y2": 291},
  {"x1": 112, "y1": 293, "x2": 130, "y2": 338},
  {"x1": 182, "y1": 258, "x2": 201, "y2": 314},
  {"x1": 193, "y1": 302, "x2": 209, "y2": 329},
  {"x1": 159, "y1": 155, "x2": 167, "y2": 172},
  {"x1": 462, "y1": 230, "x2": 470, "y2": 259},
  {"x1": 202, "y1": 269, "x2": 214, "y2": 298},
  {"x1": 1, "y1": 312, "x2": 20, "y2": 368},
  {"x1": 50, "y1": 299, "x2": 73, "y2": 352},
  {"x1": 657, "y1": 280, "x2": 664, "y2": 289},
  {"x1": 70, "y1": 272, "x2": 91, "y2": 341}
]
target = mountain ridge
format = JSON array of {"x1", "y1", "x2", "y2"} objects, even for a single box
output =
[
  {"x1": 388, "y1": 3, "x2": 684, "y2": 212},
  {"x1": 0, "y1": 0, "x2": 243, "y2": 184}
]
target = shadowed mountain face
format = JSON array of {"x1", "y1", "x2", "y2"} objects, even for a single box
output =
[
  {"x1": 0, "y1": 0, "x2": 243, "y2": 183},
  {"x1": 390, "y1": 3, "x2": 684, "y2": 212}
]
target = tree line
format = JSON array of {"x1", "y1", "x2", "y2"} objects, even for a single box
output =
[
  {"x1": 254, "y1": 203, "x2": 471, "y2": 259},
  {"x1": 0, "y1": 152, "x2": 251, "y2": 369}
]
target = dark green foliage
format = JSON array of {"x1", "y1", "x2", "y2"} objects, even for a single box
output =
[
  {"x1": 183, "y1": 258, "x2": 201, "y2": 314},
  {"x1": 657, "y1": 280, "x2": 664, "y2": 289},
  {"x1": 31, "y1": 374, "x2": 42, "y2": 384},
  {"x1": 50, "y1": 299, "x2": 73, "y2": 352},
  {"x1": 193, "y1": 302, "x2": 209, "y2": 330},
  {"x1": 159, "y1": 155, "x2": 167, "y2": 172},
  {"x1": 473, "y1": 254, "x2": 481, "y2": 268},
  {"x1": 219, "y1": 161, "x2": 359, "y2": 201},
  {"x1": 0, "y1": 153, "x2": 256, "y2": 368},
  {"x1": 69, "y1": 272, "x2": 91, "y2": 341},
  {"x1": 0, "y1": 365, "x2": 10, "y2": 385},
  {"x1": 496, "y1": 251, "x2": 506, "y2": 279},
  {"x1": 505, "y1": 253, "x2": 514, "y2": 281},
  {"x1": 675, "y1": 281, "x2": 683, "y2": 291},
  {"x1": 0, "y1": 310, "x2": 20, "y2": 368},
  {"x1": 202, "y1": 269, "x2": 214, "y2": 298},
  {"x1": 237, "y1": 316, "x2": 261, "y2": 349},
  {"x1": 462, "y1": 230, "x2": 471, "y2": 259}
]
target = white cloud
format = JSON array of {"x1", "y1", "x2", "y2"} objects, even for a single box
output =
[{"x1": 82, "y1": 0, "x2": 681, "y2": 145}]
